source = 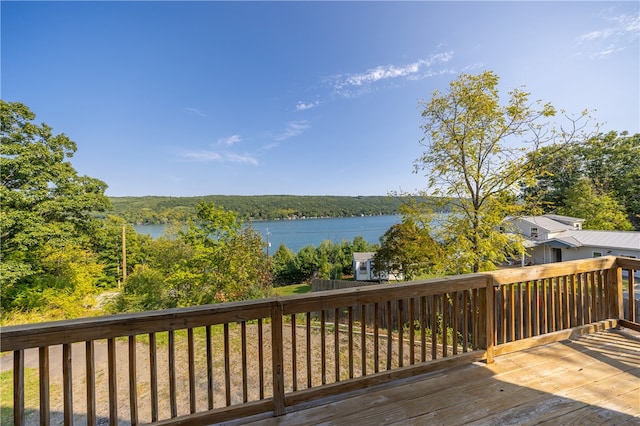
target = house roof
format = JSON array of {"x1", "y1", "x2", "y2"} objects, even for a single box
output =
[
  {"x1": 511, "y1": 215, "x2": 640, "y2": 252},
  {"x1": 517, "y1": 216, "x2": 575, "y2": 233},
  {"x1": 353, "y1": 252, "x2": 375, "y2": 262},
  {"x1": 543, "y1": 214, "x2": 585, "y2": 225},
  {"x1": 564, "y1": 230, "x2": 640, "y2": 251}
]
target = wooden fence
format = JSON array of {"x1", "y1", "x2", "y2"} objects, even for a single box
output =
[{"x1": 1, "y1": 256, "x2": 638, "y2": 425}]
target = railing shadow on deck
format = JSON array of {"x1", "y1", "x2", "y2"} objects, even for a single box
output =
[{"x1": 1, "y1": 256, "x2": 639, "y2": 426}]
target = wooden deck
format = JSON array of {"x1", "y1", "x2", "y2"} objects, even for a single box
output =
[{"x1": 237, "y1": 328, "x2": 640, "y2": 425}]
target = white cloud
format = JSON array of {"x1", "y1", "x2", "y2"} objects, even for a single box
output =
[
  {"x1": 576, "y1": 11, "x2": 639, "y2": 59},
  {"x1": 330, "y1": 52, "x2": 454, "y2": 97},
  {"x1": 274, "y1": 120, "x2": 310, "y2": 141},
  {"x1": 225, "y1": 152, "x2": 258, "y2": 165},
  {"x1": 296, "y1": 101, "x2": 319, "y2": 111},
  {"x1": 180, "y1": 145, "x2": 258, "y2": 165},
  {"x1": 591, "y1": 44, "x2": 622, "y2": 59},
  {"x1": 218, "y1": 134, "x2": 241, "y2": 146},
  {"x1": 181, "y1": 150, "x2": 222, "y2": 161},
  {"x1": 185, "y1": 107, "x2": 206, "y2": 117}
]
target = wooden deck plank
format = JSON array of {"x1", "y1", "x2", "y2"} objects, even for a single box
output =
[{"x1": 238, "y1": 329, "x2": 640, "y2": 426}]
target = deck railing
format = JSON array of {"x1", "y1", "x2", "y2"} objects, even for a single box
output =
[{"x1": 1, "y1": 256, "x2": 638, "y2": 425}]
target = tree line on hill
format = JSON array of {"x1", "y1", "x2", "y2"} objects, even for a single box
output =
[
  {"x1": 2, "y1": 73, "x2": 638, "y2": 323},
  {"x1": 104, "y1": 194, "x2": 444, "y2": 224}
]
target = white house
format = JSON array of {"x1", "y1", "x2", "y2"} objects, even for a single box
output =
[
  {"x1": 353, "y1": 252, "x2": 402, "y2": 281},
  {"x1": 505, "y1": 215, "x2": 640, "y2": 265}
]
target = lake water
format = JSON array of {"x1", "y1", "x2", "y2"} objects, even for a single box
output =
[{"x1": 134, "y1": 215, "x2": 401, "y2": 253}]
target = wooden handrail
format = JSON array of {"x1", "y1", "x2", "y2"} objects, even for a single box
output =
[{"x1": 1, "y1": 256, "x2": 638, "y2": 426}]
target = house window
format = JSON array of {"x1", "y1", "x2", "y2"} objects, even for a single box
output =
[
  {"x1": 359, "y1": 262, "x2": 367, "y2": 273},
  {"x1": 592, "y1": 252, "x2": 603, "y2": 258},
  {"x1": 530, "y1": 227, "x2": 538, "y2": 238}
]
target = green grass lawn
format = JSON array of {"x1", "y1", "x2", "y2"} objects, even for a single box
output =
[
  {"x1": 1, "y1": 368, "x2": 41, "y2": 424},
  {"x1": 272, "y1": 283, "x2": 312, "y2": 296}
]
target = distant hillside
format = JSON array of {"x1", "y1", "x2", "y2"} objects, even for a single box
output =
[{"x1": 102, "y1": 195, "x2": 443, "y2": 224}]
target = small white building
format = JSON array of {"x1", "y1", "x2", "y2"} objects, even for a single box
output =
[
  {"x1": 505, "y1": 215, "x2": 640, "y2": 265},
  {"x1": 353, "y1": 252, "x2": 402, "y2": 281}
]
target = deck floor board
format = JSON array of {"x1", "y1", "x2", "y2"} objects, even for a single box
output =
[{"x1": 237, "y1": 328, "x2": 640, "y2": 425}]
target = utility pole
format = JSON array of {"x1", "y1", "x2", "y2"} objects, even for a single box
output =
[
  {"x1": 266, "y1": 228, "x2": 271, "y2": 256},
  {"x1": 122, "y1": 225, "x2": 127, "y2": 285}
]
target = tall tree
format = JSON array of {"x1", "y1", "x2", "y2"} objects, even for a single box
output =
[
  {"x1": 524, "y1": 131, "x2": 640, "y2": 229},
  {"x1": 557, "y1": 178, "x2": 633, "y2": 231},
  {"x1": 1, "y1": 101, "x2": 110, "y2": 308},
  {"x1": 373, "y1": 218, "x2": 441, "y2": 280},
  {"x1": 415, "y1": 71, "x2": 592, "y2": 273}
]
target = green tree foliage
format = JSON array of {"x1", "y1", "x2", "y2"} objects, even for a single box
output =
[
  {"x1": 524, "y1": 131, "x2": 639, "y2": 229},
  {"x1": 1, "y1": 100, "x2": 110, "y2": 313},
  {"x1": 271, "y1": 237, "x2": 378, "y2": 286},
  {"x1": 113, "y1": 202, "x2": 273, "y2": 311},
  {"x1": 272, "y1": 244, "x2": 298, "y2": 286},
  {"x1": 373, "y1": 218, "x2": 442, "y2": 280},
  {"x1": 557, "y1": 178, "x2": 633, "y2": 230},
  {"x1": 415, "y1": 71, "x2": 592, "y2": 273},
  {"x1": 105, "y1": 195, "x2": 443, "y2": 224}
]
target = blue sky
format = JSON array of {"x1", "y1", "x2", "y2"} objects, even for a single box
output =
[{"x1": 2, "y1": 1, "x2": 638, "y2": 197}]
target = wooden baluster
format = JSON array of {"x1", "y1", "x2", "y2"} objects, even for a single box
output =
[
  {"x1": 291, "y1": 315, "x2": 297, "y2": 391},
  {"x1": 361, "y1": 305, "x2": 367, "y2": 376},
  {"x1": 63, "y1": 343, "x2": 72, "y2": 426},
  {"x1": 38, "y1": 346, "x2": 51, "y2": 426},
  {"x1": 509, "y1": 284, "x2": 516, "y2": 343},
  {"x1": 590, "y1": 271, "x2": 597, "y2": 323},
  {"x1": 85, "y1": 342, "x2": 94, "y2": 426},
  {"x1": 14, "y1": 350, "x2": 25, "y2": 426},
  {"x1": 542, "y1": 279, "x2": 548, "y2": 334},
  {"x1": 271, "y1": 303, "x2": 285, "y2": 416},
  {"x1": 168, "y1": 330, "x2": 177, "y2": 417},
  {"x1": 205, "y1": 327, "x2": 214, "y2": 410},
  {"x1": 409, "y1": 297, "x2": 416, "y2": 363},
  {"x1": 552, "y1": 277, "x2": 562, "y2": 331},
  {"x1": 321, "y1": 310, "x2": 326, "y2": 384},
  {"x1": 532, "y1": 280, "x2": 540, "y2": 336},
  {"x1": 223, "y1": 324, "x2": 231, "y2": 406},
  {"x1": 472, "y1": 289, "x2": 479, "y2": 349},
  {"x1": 452, "y1": 292, "x2": 458, "y2": 355},
  {"x1": 442, "y1": 295, "x2": 448, "y2": 358},
  {"x1": 420, "y1": 296, "x2": 427, "y2": 360},
  {"x1": 462, "y1": 291, "x2": 469, "y2": 353},
  {"x1": 108, "y1": 338, "x2": 118, "y2": 425},
  {"x1": 398, "y1": 299, "x2": 404, "y2": 367},
  {"x1": 517, "y1": 282, "x2": 524, "y2": 340},
  {"x1": 241, "y1": 321, "x2": 248, "y2": 403},
  {"x1": 305, "y1": 313, "x2": 311, "y2": 388},
  {"x1": 188, "y1": 328, "x2": 196, "y2": 413},
  {"x1": 373, "y1": 303, "x2": 379, "y2": 373},
  {"x1": 149, "y1": 333, "x2": 159, "y2": 421},
  {"x1": 386, "y1": 300, "x2": 393, "y2": 370},
  {"x1": 628, "y1": 270, "x2": 636, "y2": 322},
  {"x1": 348, "y1": 306, "x2": 354, "y2": 379},
  {"x1": 334, "y1": 308, "x2": 340, "y2": 382},
  {"x1": 562, "y1": 276, "x2": 569, "y2": 329},
  {"x1": 597, "y1": 271, "x2": 605, "y2": 321},
  {"x1": 499, "y1": 286, "x2": 506, "y2": 344},
  {"x1": 431, "y1": 295, "x2": 438, "y2": 359},
  {"x1": 259, "y1": 319, "x2": 265, "y2": 397},
  {"x1": 129, "y1": 336, "x2": 138, "y2": 425}
]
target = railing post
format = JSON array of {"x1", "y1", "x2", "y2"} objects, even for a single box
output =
[
  {"x1": 271, "y1": 301, "x2": 286, "y2": 416},
  {"x1": 13, "y1": 350, "x2": 24, "y2": 426},
  {"x1": 485, "y1": 276, "x2": 495, "y2": 364},
  {"x1": 607, "y1": 264, "x2": 623, "y2": 320}
]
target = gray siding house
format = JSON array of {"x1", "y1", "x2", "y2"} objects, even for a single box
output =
[{"x1": 505, "y1": 215, "x2": 640, "y2": 265}]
